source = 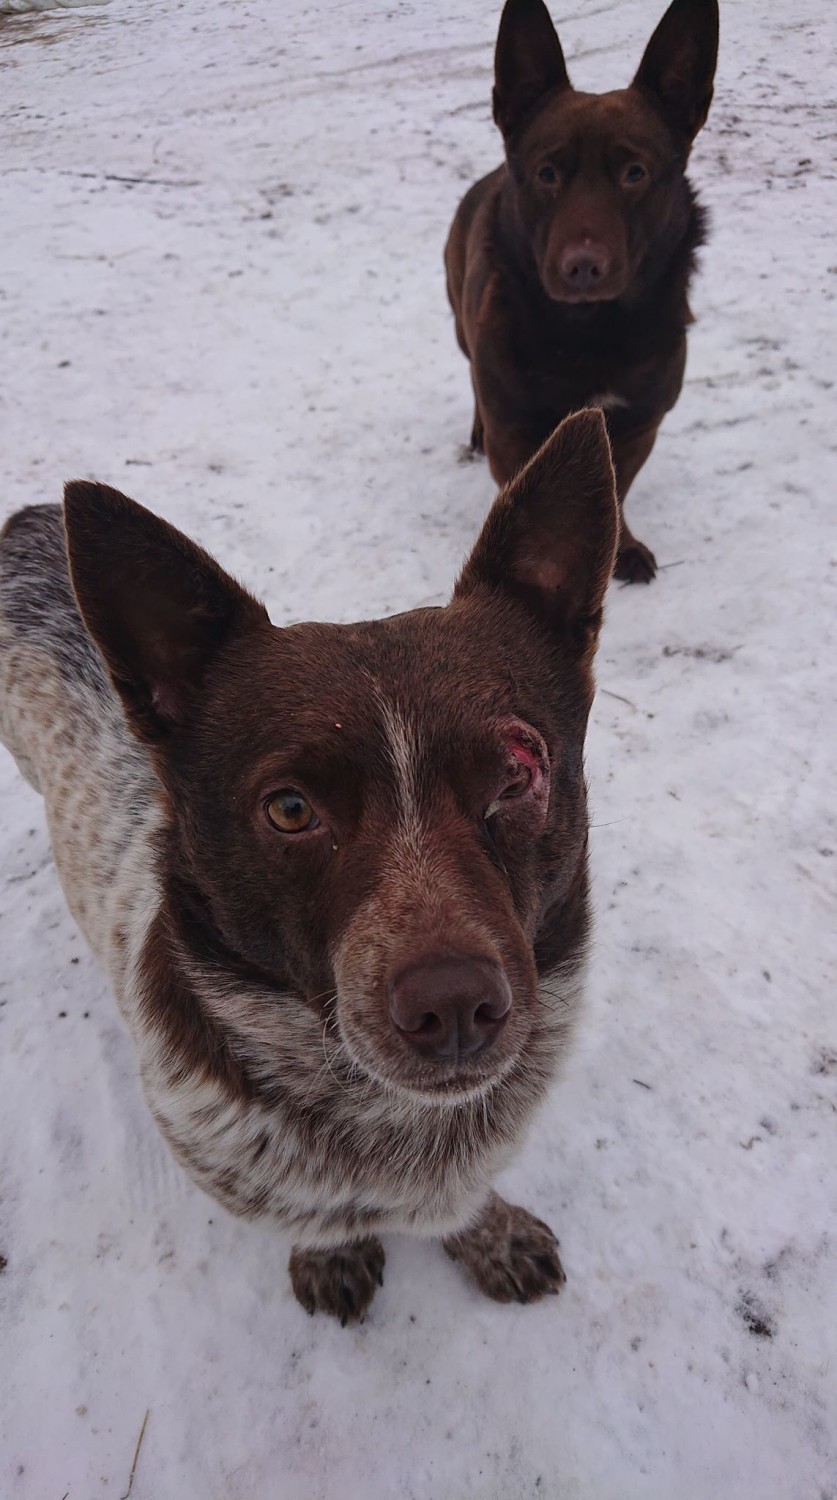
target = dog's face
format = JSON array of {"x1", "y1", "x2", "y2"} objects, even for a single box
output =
[
  {"x1": 493, "y1": 0, "x2": 718, "y2": 303},
  {"x1": 65, "y1": 411, "x2": 617, "y2": 1102}
]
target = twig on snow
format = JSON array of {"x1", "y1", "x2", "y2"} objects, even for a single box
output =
[
  {"x1": 119, "y1": 1409, "x2": 150, "y2": 1500},
  {"x1": 599, "y1": 687, "x2": 637, "y2": 710}
]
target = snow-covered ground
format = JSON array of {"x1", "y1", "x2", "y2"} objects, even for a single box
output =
[{"x1": 1, "y1": 1, "x2": 835, "y2": 1496}]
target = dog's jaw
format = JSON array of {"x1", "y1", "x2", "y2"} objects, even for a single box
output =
[{"x1": 128, "y1": 896, "x2": 584, "y2": 1248}]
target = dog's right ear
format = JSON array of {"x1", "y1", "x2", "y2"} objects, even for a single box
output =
[
  {"x1": 493, "y1": 0, "x2": 571, "y2": 142},
  {"x1": 632, "y1": 0, "x2": 719, "y2": 144},
  {"x1": 455, "y1": 410, "x2": 618, "y2": 649},
  {"x1": 64, "y1": 482, "x2": 268, "y2": 743}
]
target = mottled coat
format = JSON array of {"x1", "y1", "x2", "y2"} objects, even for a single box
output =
[{"x1": 0, "y1": 410, "x2": 617, "y2": 1321}]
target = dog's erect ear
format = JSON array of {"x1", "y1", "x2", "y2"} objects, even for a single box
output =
[
  {"x1": 64, "y1": 482, "x2": 268, "y2": 742},
  {"x1": 493, "y1": 0, "x2": 571, "y2": 142},
  {"x1": 632, "y1": 0, "x2": 719, "y2": 144},
  {"x1": 455, "y1": 410, "x2": 618, "y2": 646}
]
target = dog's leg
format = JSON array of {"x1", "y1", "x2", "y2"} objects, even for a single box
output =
[
  {"x1": 469, "y1": 373, "x2": 486, "y2": 454},
  {"x1": 610, "y1": 424, "x2": 660, "y2": 584},
  {"x1": 483, "y1": 422, "x2": 547, "y2": 488},
  {"x1": 288, "y1": 1237, "x2": 385, "y2": 1325},
  {"x1": 615, "y1": 516, "x2": 658, "y2": 585},
  {"x1": 443, "y1": 1190, "x2": 565, "y2": 1304}
]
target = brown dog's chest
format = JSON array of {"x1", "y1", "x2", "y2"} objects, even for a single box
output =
[{"x1": 481, "y1": 280, "x2": 686, "y2": 441}]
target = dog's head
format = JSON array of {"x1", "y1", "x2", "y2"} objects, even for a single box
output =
[
  {"x1": 64, "y1": 410, "x2": 617, "y2": 1102},
  {"x1": 493, "y1": 0, "x2": 718, "y2": 303}
]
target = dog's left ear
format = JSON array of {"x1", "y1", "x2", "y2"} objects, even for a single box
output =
[
  {"x1": 455, "y1": 410, "x2": 618, "y2": 650},
  {"x1": 632, "y1": 0, "x2": 719, "y2": 144},
  {"x1": 493, "y1": 0, "x2": 571, "y2": 142}
]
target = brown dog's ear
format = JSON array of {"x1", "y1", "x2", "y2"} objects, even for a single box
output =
[
  {"x1": 64, "y1": 482, "x2": 268, "y2": 742},
  {"x1": 632, "y1": 0, "x2": 719, "y2": 144},
  {"x1": 493, "y1": 0, "x2": 571, "y2": 142},
  {"x1": 455, "y1": 410, "x2": 618, "y2": 646}
]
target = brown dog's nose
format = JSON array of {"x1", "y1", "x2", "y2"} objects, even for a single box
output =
[
  {"x1": 388, "y1": 957, "x2": 512, "y2": 1063},
  {"x1": 560, "y1": 241, "x2": 611, "y2": 293}
]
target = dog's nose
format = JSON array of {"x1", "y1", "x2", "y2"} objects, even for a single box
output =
[
  {"x1": 560, "y1": 241, "x2": 611, "y2": 293},
  {"x1": 388, "y1": 957, "x2": 512, "y2": 1063}
]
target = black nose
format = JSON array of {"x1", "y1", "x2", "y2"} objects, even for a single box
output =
[
  {"x1": 388, "y1": 957, "x2": 512, "y2": 1063},
  {"x1": 560, "y1": 241, "x2": 611, "y2": 293}
]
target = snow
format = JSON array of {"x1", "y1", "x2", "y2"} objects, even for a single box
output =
[{"x1": 1, "y1": 1, "x2": 835, "y2": 1496}]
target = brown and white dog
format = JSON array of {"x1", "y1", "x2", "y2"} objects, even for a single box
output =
[
  {"x1": 0, "y1": 410, "x2": 617, "y2": 1324},
  {"x1": 445, "y1": 0, "x2": 719, "y2": 583}
]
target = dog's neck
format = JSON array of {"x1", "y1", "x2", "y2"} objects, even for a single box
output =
[{"x1": 495, "y1": 172, "x2": 706, "y2": 346}]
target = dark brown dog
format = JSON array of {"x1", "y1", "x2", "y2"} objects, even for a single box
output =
[
  {"x1": 445, "y1": 0, "x2": 719, "y2": 582},
  {"x1": 0, "y1": 410, "x2": 618, "y2": 1324}
]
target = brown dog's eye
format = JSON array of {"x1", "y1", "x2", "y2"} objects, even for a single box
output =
[
  {"x1": 537, "y1": 163, "x2": 558, "y2": 185},
  {"x1": 500, "y1": 765, "x2": 533, "y2": 800},
  {"x1": 622, "y1": 163, "x2": 647, "y2": 186},
  {"x1": 485, "y1": 764, "x2": 534, "y2": 820},
  {"x1": 265, "y1": 790, "x2": 319, "y2": 833}
]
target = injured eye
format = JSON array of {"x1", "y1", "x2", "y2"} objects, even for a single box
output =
[
  {"x1": 478, "y1": 719, "x2": 551, "y2": 829},
  {"x1": 265, "y1": 789, "x2": 320, "y2": 833},
  {"x1": 485, "y1": 765, "x2": 533, "y2": 818},
  {"x1": 486, "y1": 738, "x2": 552, "y2": 822}
]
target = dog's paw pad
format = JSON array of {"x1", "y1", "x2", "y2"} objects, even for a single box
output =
[
  {"x1": 445, "y1": 1199, "x2": 566, "y2": 1305},
  {"x1": 614, "y1": 540, "x2": 657, "y2": 584},
  {"x1": 289, "y1": 1236, "x2": 385, "y2": 1325}
]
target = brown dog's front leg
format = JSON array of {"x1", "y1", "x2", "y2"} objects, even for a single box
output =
[
  {"x1": 610, "y1": 424, "x2": 660, "y2": 583},
  {"x1": 483, "y1": 423, "x2": 548, "y2": 488},
  {"x1": 289, "y1": 1237, "x2": 385, "y2": 1325},
  {"x1": 443, "y1": 1191, "x2": 566, "y2": 1304}
]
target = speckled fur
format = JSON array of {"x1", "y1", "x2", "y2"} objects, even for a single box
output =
[
  {"x1": 0, "y1": 506, "x2": 581, "y2": 1252},
  {"x1": 0, "y1": 416, "x2": 617, "y2": 1316}
]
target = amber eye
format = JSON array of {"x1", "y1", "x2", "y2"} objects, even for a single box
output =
[
  {"x1": 622, "y1": 162, "x2": 647, "y2": 185},
  {"x1": 537, "y1": 163, "x2": 558, "y2": 185},
  {"x1": 265, "y1": 789, "x2": 319, "y2": 833}
]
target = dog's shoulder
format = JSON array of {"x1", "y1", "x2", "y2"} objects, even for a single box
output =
[
  {"x1": 2, "y1": 503, "x2": 72, "y2": 602},
  {"x1": 453, "y1": 164, "x2": 505, "y2": 243},
  {"x1": 0, "y1": 502, "x2": 110, "y2": 698}
]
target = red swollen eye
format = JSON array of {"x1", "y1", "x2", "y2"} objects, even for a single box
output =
[
  {"x1": 484, "y1": 739, "x2": 542, "y2": 820},
  {"x1": 499, "y1": 764, "x2": 533, "y2": 799}
]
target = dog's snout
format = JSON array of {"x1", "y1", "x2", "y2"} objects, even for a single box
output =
[
  {"x1": 388, "y1": 957, "x2": 512, "y2": 1064},
  {"x1": 559, "y1": 240, "x2": 611, "y2": 293}
]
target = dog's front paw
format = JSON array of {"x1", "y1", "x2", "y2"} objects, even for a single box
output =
[
  {"x1": 614, "y1": 538, "x2": 657, "y2": 583},
  {"x1": 443, "y1": 1192, "x2": 566, "y2": 1304},
  {"x1": 289, "y1": 1237, "x2": 385, "y2": 1325}
]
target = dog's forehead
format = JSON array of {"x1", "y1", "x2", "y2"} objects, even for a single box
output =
[
  {"x1": 258, "y1": 606, "x2": 518, "y2": 720},
  {"x1": 520, "y1": 88, "x2": 672, "y2": 160},
  {"x1": 215, "y1": 601, "x2": 562, "y2": 766}
]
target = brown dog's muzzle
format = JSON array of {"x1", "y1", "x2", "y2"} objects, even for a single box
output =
[{"x1": 557, "y1": 239, "x2": 612, "y2": 297}]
